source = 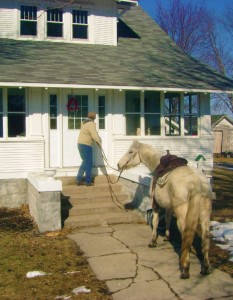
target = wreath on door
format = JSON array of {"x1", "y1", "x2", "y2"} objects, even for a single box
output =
[{"x1": 66, "y1": 98, "x2": 79, "y2": 112}]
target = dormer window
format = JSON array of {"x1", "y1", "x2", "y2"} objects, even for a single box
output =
[
  {"x1": 20, "y1": 5, "x2": 37, "y2": 36},
  {"x1": 47, "y1": 8, "x2": 63, "y2": 38},
  {"x1": 72, "y1": 10, "x2": 88, "y2": 39}
]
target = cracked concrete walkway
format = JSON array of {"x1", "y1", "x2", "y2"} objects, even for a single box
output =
[{"x1": 68, "y1": 223, "x2": 233, "y2": 300}]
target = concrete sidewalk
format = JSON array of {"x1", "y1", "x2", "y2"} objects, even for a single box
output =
[{"x1": 68, "y1": 223, "x2": 233, "y2": 300}]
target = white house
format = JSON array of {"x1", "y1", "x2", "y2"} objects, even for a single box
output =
[{"x1": 0, "y1": 0, "x2": 233, "y2": 187}]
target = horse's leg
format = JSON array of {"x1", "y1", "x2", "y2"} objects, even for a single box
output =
[
  {"x1": 199, "y1": 197, "x2": 211, "y2": 275},
  {"x1": 164, "y1": 209, "x2": 172, "y2": 241},
  {"x1": 148, "y1": 198, "x2": 159, "y2": 247},
  {"x1": 179, "y1": 195, "x2": 200, "y2": 279}
]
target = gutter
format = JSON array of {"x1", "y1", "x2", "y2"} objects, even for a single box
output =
[{"x1": 0, "y1": 82, "x2": 232, "y2": 94}]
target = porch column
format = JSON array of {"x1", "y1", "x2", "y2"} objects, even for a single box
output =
[{"x1": 28, "y1": 88, "x2": 44, "y2": 138}]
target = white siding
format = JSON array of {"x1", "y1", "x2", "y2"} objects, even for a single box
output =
[
  {"x1": 93, "y1": 14, "x2": 117, "y2": 45},
  {"x1": 0, "y1": 5, "x2": 16, "y2": 39},
  {"x1": 0, "y1": 140, "x2": 44, "y2": 176},
  {"x1": 0, "y1": 0, "x2": 118, "y2": 45},
  {"x1": 113, "y1": 137, "x2": 214, "y2": 170}
]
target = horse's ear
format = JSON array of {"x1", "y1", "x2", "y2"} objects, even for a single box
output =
[{"x1": 132, "y1": 140, "x2": 141, "y2": 148}]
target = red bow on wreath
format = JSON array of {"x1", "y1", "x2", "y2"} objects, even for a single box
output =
[{"x1": 67, "y1": 98, "x2": 79, "y2": 112}]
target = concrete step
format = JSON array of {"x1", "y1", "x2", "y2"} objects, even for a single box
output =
[
  {"x1": 61, "y1": 174, "x2": 143, "y2": 228},
  {"x1": 62, "y1": 182, "x2": 123, "y2": 196},
  {"x1": 59, "y1": 174, "x2": 118, "y2": 186},
  {"x1": 69, "y1": 201, "x2": 125, "y2": 216},
  {"x1": 68, "y1": 191, "x2": 130, "y2": 205},
  {"x1": 64, "y1": 211, "x2": 141, "y2": 228}
]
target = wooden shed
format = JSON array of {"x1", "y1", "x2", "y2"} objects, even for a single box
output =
[{"x1": 212, "y1": 115, "x2": 233, "y2": 156}]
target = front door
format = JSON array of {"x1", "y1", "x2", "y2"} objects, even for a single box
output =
[{"x1": 63, "y1": 93, "x2": 89, "y2": 167}]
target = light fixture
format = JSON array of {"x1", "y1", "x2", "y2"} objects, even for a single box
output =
[{"x1": 19, "y1": 86, "x2": 22, "y2": 89}]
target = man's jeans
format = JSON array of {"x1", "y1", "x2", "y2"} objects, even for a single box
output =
[{"x1": 77, "y1": 144, "x2": 93, "y2": 184}]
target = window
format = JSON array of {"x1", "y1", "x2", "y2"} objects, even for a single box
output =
[
  {"x1": 20, "y1": 5, "x2": 37, "y2": 36},
  {"x1": 98, "y1": 96, "x2": 105, "y2": 129},
  {"x1": 125, "y1": 91, "x2": 140, "y2": 136},
  {"x1": 164, "y1": 93, "x2": 180, "y2": 136},
  {"x1": 184, "y1": 93, "x2": 199, "y2": 136},
  {"x1": 144, "y1": 91, "x2": 161, "y2": 135},
  {"x1": 72, "y1": 10, "x2": 88, "y2": 39},
  {"x1": 49, "y1": 95, "x2": 58, "y2": 129},
  {"x1": 68, "y1": 95, "x2": 88, "y2": 130},
  {"x1": 0, "y1": 89, "x2": 3, "y2": 137},
  {"x1": 8, "y1": 88, "x2": 26, "y2": 137},
  {"x1": 47, "y1": 8, "x2": 63, "y2": 37}
]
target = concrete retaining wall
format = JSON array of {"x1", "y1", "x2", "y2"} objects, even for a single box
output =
[
  {"x1": 119, "y1": 177, "x2": 151, "y2": 221},
  {"x1": 0, "y1": 177, "x2": 62, "y2": 233},
  {"x1": 28, "y1": 182, "x2": 61, "y2": 232},
  {"x1": 0, "y1": 179, "x2": 28, "y2": 208}
]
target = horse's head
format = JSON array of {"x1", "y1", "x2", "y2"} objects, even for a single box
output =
[{"x1": 117, "y1": 140, "x2": 141, "y2": 171}]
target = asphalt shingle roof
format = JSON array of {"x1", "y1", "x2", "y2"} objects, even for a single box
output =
[{"x1": 0, "y1": 5, "x2": 233, "y2": 92}]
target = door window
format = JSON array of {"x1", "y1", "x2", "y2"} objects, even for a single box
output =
[{"x1": 67, "y1": 95, "x2": 88, "y2": 129}]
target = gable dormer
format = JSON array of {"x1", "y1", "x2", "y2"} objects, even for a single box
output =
[{"x1": 0, "y1": 0, "x2": 138, "y2": 46}]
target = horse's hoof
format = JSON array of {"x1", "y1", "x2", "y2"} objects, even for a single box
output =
[
  {"x1": 180, "y1": 273, "x2": 190, "y2": 279},
  {"x1": 200, "y1": 269, "x2": 210, "y2": 276},
  {"x1": 148, "y1": 240, "x2": 157, "y2": 248},
  {"x1": 163, "y1": 236, "x2": 170, "y2": 242}
]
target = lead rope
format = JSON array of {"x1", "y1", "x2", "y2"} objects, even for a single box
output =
[
  {"x1": 96, "y1": 143, "x2": 123, "y2": 184},
  {"x1": 96, "y1": 143, "x2": 125, "y2": 210}
]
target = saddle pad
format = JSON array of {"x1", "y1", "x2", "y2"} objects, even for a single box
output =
[{"x1": 155, "y1": 166, "x2": 185, "y2": 185}]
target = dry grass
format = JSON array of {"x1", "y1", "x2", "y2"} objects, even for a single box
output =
[{"x1": 0, "y1": 208, "x2": 112, "y2": 300}]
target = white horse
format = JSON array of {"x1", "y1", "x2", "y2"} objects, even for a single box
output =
[{"x1": 117, "y1": 141, "x2": 212, "y2": 279}]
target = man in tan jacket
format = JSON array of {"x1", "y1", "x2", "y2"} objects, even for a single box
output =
[{"x1": 77, "y1": 112, "x2": 101, "y2": 186}]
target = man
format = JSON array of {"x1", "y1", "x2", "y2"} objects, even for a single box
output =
[{"x1": 77, "y1": 112, "x2": 101, "y2": 186}]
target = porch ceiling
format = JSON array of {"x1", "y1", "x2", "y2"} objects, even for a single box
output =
[{"x1": 0, "y1": 6, "x2": 233, "y2": 93}]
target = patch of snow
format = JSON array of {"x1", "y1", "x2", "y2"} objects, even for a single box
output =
[
  {"x1": 26, "y1": 270, "x2": 49, "y2": 278},
  {"x1": 210, "y1": 221, "x2": 233, "y2": 262},
  {"x1": 72, "y1": 286, "x2": 91, "y2": 295}
]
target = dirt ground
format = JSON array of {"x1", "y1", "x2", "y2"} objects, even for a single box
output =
[{"x1": 0, "y1": 160, "x2": 232, "y2": 299}]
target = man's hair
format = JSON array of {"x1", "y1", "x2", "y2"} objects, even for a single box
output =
[{"x1": 88, "y1": 112, "x2": 96, "y2": 120}]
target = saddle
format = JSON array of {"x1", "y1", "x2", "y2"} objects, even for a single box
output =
[{"x1": 151, "y1": 153, "x2": 188, "y2": 211}]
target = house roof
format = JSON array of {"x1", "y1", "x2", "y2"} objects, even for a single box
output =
[
  {"x1": 0, "y1": 6, "x2": 233, "y2": 92},
  {"x1": 211, "y1": 114, "x2": 233, "y2": 128}
]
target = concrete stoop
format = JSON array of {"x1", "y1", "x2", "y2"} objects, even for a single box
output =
[{"x1": 60, "y1": 175, "x2": 142, "y2": 228}]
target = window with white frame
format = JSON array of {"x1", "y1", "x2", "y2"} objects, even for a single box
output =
[
  {"x1": 144, "y1": 91, "x2": 161, "y2": 135},
  {"x1": 49, "y1": 95, "x2": 58, "y2": 130},
  {"x1": 125, "y1": 91, "x2": 161, "y2": 136},
  {"x1": 72, "y1": 10, "x2": 88, "y2": 39},
  {"x1": 68, "y1": 95, "x2": 88, "y2": 130},
  {"x1": 164, "y1": 93, "x2": 180, "y2": 136},
  {"x1": 7, "y1": 88, "x2": 26, "y2": 137},
  {"x1": 98, "y1": 96, "x2": 105, "y2": 129},
  {"x1": 0, "y1": 89, "x2": 3, "y2": 138},
  {"x1": 184, "y1": 93, "x2": 199, "y2": 136},
  {"x1": 20, "y1": 5, "x2": 37, "y2": 36},
  {"x1": 47, "y1": 8, "x2": 63, "y2": 38},
  {"x1": 125, "y1": 91, "x2": 140, "y2": 136}
]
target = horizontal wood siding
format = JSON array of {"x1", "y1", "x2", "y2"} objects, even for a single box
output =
[
  {"x1": 0, "y1": 140, "x2": 44, "y2": 173},
  {"x1": 114, "y1": 138, "x2": 214, "y2": 168},
  {"x1": 0, "y1": 5, "x2": 16, "y2": 38},
  {"x1": 93, "y1": 0, "x2": 116, "y2": 46}
]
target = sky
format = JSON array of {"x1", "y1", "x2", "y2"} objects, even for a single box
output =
[
  {"x1": 139, "y1": 0, "x2": 231, "y2": 19},
  {"x1": 139, "y1": 0, "x2": 233, "y2": 117}
]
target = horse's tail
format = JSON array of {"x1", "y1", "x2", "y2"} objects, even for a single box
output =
[{"x1": 180, "y1": 192, "x2": 201, "y2": 278}]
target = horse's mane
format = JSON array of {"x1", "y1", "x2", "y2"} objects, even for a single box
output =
[{"x1": 139, "y1": 143, "x2": 163, "y2": 173}]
